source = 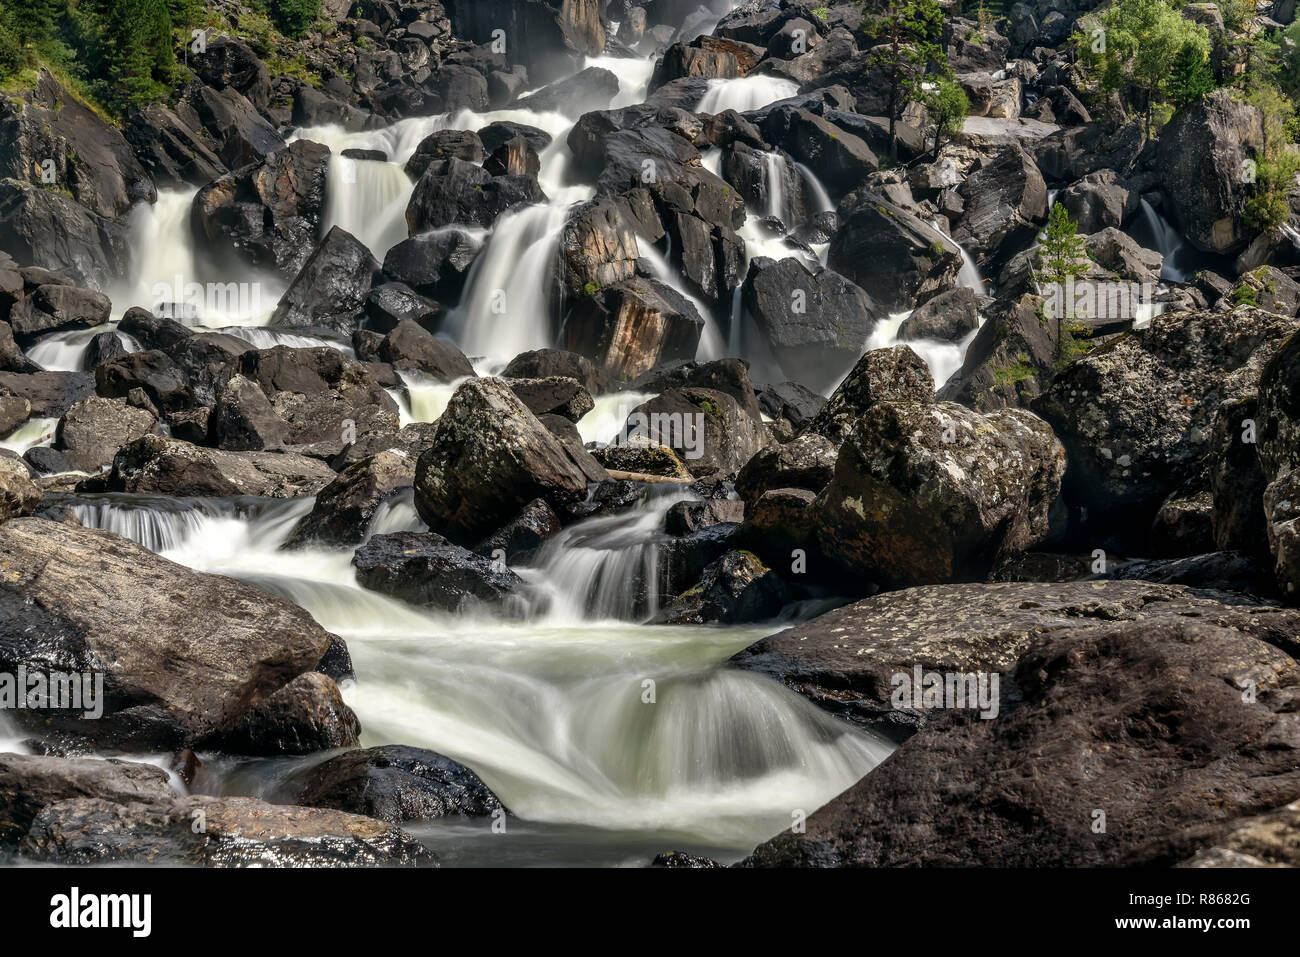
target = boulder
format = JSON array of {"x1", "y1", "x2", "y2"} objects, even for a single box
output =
[
  {"x1": 655, "y1": 549, "x2": 792, "y2": 624},
  {"x1": 937, "y1": 293, "x2": 1057, "y2": 412},
  {"x1": 53, "y1": 396, "x2": 156, "y2": 472},
  {"x1": 0, "y1": 370, "x2": 93, "y2": 418},
  {"x1": 0, "y1": 454, "x2": 41, "y2": 521},
  {"x1": 473, "y1": 497, "x2": 561, "y2": 563},
  {"x1": 1058, "y1": 169, "x2": 1138, "y2": 234},
  {"x1": 290, "y1": 745, "x2": 505, "y2": 822},
  {"x1": 506, "y1": 376, "x2": 594, "y2": 421},
  {"x1": 743, "y1": 618, "x2": 1300, "y2": 866},
  {"x1": 563, "y1": 276, "x2": 704, "y2": 379},
  {"x1": 284, "y1": 449, "x2": 417, "y2": 548},
  {"x1": 514, "y1": 66, "x2": 620, "y2": 114},
  {"x1": 758, "y1": 380, "x2": 825, "y2": 432},
  {"x1": 815, "y1": 401, "x2": 1065, "y2": 587},
  {"x1": 897, "y1": 286, "x2": 981, "y2": 342},
  {"x1": 806, "y1": 345, "x2": 935, "y2": 445},
  {"x1": 94, "y1": 350, "x2": 195, "y2": 414},
  {"x1": 403, "y1": 130, "x2": 485, "y2": 180},
  {"x1": 212, "y1": 671, "x2": 360, "y2": 756},
  {"x1": 6, "y1": 284, "x2": 111, "y2": 347},
  {"x1": 560, "y1": 198, "x2": 640, "y2": 298},
  {"x1": 372, "y1": 320, "x2": 474, "y2": 380},
  {"x1": 405, "y1": 157, "x2": 546, "y2": 233},
  {"x1": 353, "y1": 530, "x2": 526, "y2": 612},
  {"x1": 502, "y1": 348, "x2": 607, "y2": 394},
  {"x1": 413, "y1": 378, "x2": 607, "y2": 544},
  {"x1": 106, "y1": 435, "x2": 338, "y2": 498},
  {"x1": 619, "y1": 387, "x2": 767, "y2": 479},
  {"x1": 735, "y1": 432, "x2": 837, "y2": 506},
  {"x1": 269, "y1": 227, "x2": 379, "y2": 336},
  {"x1": 381, "y1": 230, "x2": 480, "y2": 303},
  {"x1": 764, "y1": 109, "x2": 878, "y2": 196},
  {"x1": 0, "y1": 518, "x2": 340, "y2": 751},
  {"x1": 954, "y1": 144, "x2": 1048, "y2": 268}
]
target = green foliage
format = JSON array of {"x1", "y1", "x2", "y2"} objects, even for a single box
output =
[
  {"x1": 1035, "y1": 203, "x2": 1091, "y2": 363},
  {"x1": 266, "y1": 0, "x2": 320, "y2": 40},
  {"x1": 924, "y1": 77, "x2": 968, "y2": 154},
  {"x1": 859, "y1": 0, "x2": 948, "y2": 162},
  {"x1": 993, "y1": 354, "x2": 1035, "y2": 386},
  {"x1": 1074, "y1": 0, "x2": 1212, "y2": 136},
  {"x1": 1231, "y1": 283, "x2": 1260, "y2": 307},
  {"x1": 1168, "y1": 39, "x2": 1215, "y2": 108},
  {"x1": 0, "y1": 13, "x2": 26, "y2": 82},
  {"x1": 1240, "y1": 81, "x2": 1300, "y2": 234}
]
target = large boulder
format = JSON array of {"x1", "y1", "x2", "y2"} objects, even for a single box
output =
[
  {"x1": 192, "y1": 140, "x2": 331, "y2": 277},
  {"x1": 23, "y1": 794, "x2": 431, "y2": 866},
  {"x1": 1157, "y1": 90, "x2": 1265, "y2": 255},
  {"x1": 618, "y1": 386, "x2": 767, "y2": 479},
  {"x1": 269, "y1": 227, "x2": 379, "y2": 336},
  {"x1": 1032, "y1": 308, "x2": 1300, "y2": 545},
  {"x1": 0, "y1": 518, "x2": 342, "y2": 751},
  {"x1": 6, "y1": 284, "x2": 111, "y2": 347},
  {"x1": 828, "y1": 193, "x2": 962, "y2": 313},
  {"x1": 655, "y1": 549, "x2": 792, "y2": 624},
  {"x1": 405, "y1": 157, "x2": 546, "y2": 233},
  {"x1": 0, "y1": 454, "x2": 41, "y2": 521},
  {"x1": 743, "y1": 618, "x2": 1300, "y2": 866},
  {"x1": 381, "y1": 230, "x2": 480, "y2": 303},
  {"x1": 740, "y1": 257, "x2": 879, "y2": 391},
  {"x1": 353, "y1": 530, "x2": 526, "y2": 612},
  {"x1": 563, "y1": 276, "x2": 704, "y2": 378},
  {"x1": 954, "y1": 144, "x2": 1048, "y2": 268},
  {"x1": 815, "y1": 401, "x2": 1065, "y2": 587},
  {"x1": 559, "y1": 198, "x2": 640, "y2": 298},
  {"x1": 1058, "y1": 169, "x2": 1138, "y2": 234},
  {"x1": 284, "y1": 449, "x2": 417, "y2": 549},
  {"x1": 290, "y1": 745, "x2": 505, "y2": 823},
  {"x1": 370, "y1": 320, "x2": 474, "y2": 381},
  {"x1": 805, "y1": 345, "x2": 935, "y2": 445},
  {"x1": 413, "y1": 377, "x2": 607, "y2": 544},
  {"x1": 106, "y1": 434, "x2": 338, "y2": 498},
  {"x1": 731, "y1": 580, "x2": 1300, "y2": 739},
  {"x1": 53, "y1": 396, "x2": 157, "y2": 472}
]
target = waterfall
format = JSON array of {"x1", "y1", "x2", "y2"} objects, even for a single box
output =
[
  {"x1": 389, "y1": 371, "x2": 467, "y2": 426},
  {"x1": 762, "y1": 150, "x2": 789, "y2": 222},
  {"x1": 323, "y1": 155, "x2": 413, "y2": 259},
  {"x1": 863, "y1": 311, "x2": 980, "y2": 394},
  {"x1": 792, "y1": 161, "x2": 834, "y2": 216},
  {"x1": 27, "y1": 327, "x2": 134, "y2": 372},
  {"x1": 65, "y1": 490, "x2": 891, "y2": 856},
  {"x1": 695, "y1": 76, "x2": 800, "y2": 114},
  {"x1": 576, "y1": 390, "x2": 657, "y2": 445},
  {"x1": 637, "y1": 241, "x2": 726, "y2": 362},
  {"x1": 1133, "y1": 198, "x2": 1191, "y2": 283},
  {"x1": 0, "y1": 416, "x2": 57, "y2": 455}
]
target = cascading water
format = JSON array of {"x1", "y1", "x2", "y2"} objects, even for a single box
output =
[
  {"x1": 695, "y1": 76, "x2": 800, "y2": 114},
  {"x1": 60, "y1": 491, "x2": 891, "y2": 863},
  {"x1": 1132, "y1": 198, "x2": 1193, "y2": 283},
  {"x1": 322, "y1": 155, "x2": 413, "y2": 259}
]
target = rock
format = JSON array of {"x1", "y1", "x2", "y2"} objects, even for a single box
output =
[
  {"x1": 735, "y1": 432, "x2": 837, "y2": 506},
  {"x1": 664, "y1": 498, "x2": 746, "y2": 536},
  {"x1": 0, "y1": 754, "x2": 173, "y2": 845},
  {"x1": 473, "y1": 497, "x2": 561, "y2": 563},
  {"x1": 502, "y1": 349, "x2": 607, "y2": 394},
  {"x1": 758, "y1": 380, "x2": 825, "y2": 431},
  {"x1": 937, "y1": 293, "x2": 1056, "y2": 411},
  {"x1": 1229, "y1": 266, "x2": 1300, "y2": 318},
  {"x1": 106, "y1": 435, "x2": 338, "y2": 498},
  {"x1": 1059, "y1": 169, "x2": 1138, "y2": 234},
  {"x1": 1108, "y1": 551, "x2": 1277, "y2": 596},
  {"x1": 624, "y1": 358, "x2": 764, "y2": 424},
  {"x1": 560, "y1": 198, "x2": 640, "y2": 298},
  {"x1": 284, "y1": 450, "x2": 416, "y2": 548},
  {"x1": 816, "y1": 401, "x2": 1065, "y2": 587},
  {"x1": 414, "y1": 378, "x2": 607, "y2": 544},
  {"x1": 23, "y1": 794, "x2": 432, "y2": 866},
  {"x1": 656, "y1": 549, "x2": 791, "y2": 624},
  {"x1": 592, "y1": 436, "x2": 693, "y2": 479},
  {"x1": 652, "y1": 850, "x2": 725, "y2": 868},
  {"x1": 619, "y1": 387, "x2": 767, "y2": 479},
  {"x1": 483, "y1": 136, "x2": 541, "y2": 178},
  {"x1": 212, "y1": 672, "x2": 360, "y2": 756},
  {"x1": 1178, "y1": 799, "x2": 1300, "y2": 867},
  {"x1": 211, "y1": 374, "x2": 288, "y2": 451},
  {"x1": 81, "y1": 331, "x2": 129, "y2": 371},
  {"x1": 764, "y1": 109, "x2": 878, "y2": 196},
  {"x1": 353, "y1": 530, "x2": 526, "y2": 612},
  {"x1": 514, "y1": 67, "x2": 619, "y2": 114},
  {"x1": 53, "y1": 396, "x2": 156, "y2": 472},
  {"x1": 0, "y1": 517, "x2": 340, "y2": 750},
  {"x1": 403, "y1": 129, "x2": 485, "y2": 180},
  {"x1": 0, "y1": 370, "x2": 94, "y2": 418},
  {"x1": 372, "y1": 320, "x2": 474, "y2": 380},
  {"x1": 1257, "y1": 327, "x2": 1300, "y2": 599},
  {"x1": 94, "y1": 350, "x2": 195, "y2": 414},
  {"x1": 362, "y1": 282, "x2": 444, "y2": 335},
  {"x1": 290, "y1": 745, "x2": 505, "y2": 823},
  {"x1": 1033, "y1": 308, "x2": 1300, "y2": 545},
  {"x1": 506, "y1": 377, "x2": 594, "y2": 422},
  {"x1": 191, "y1": 37, "x2": 273, "y2": 111},
  {"x1": 192, "y1": 139, "x2": 330, "y2": 277},
  {"x1": 269, "y1": 227, "x2": 379, "y2": 336},
  {"x1": 405, "y1": 157, "x2": 546, "y2": 233},
  {"x1": 897, "y1": 286, "x2": 981, "y2": 342},
  {"x1": 7, "y1": 284, "x2": 111, "y2": 347},
  {"x1": 742, "y1": 618, "x2": 1300, "y2": 866},
  {"x1": 740, "y1": 257, "x2": 879, "y2": 392},
  {"x1": 954, "y1": 144, "x2": 1048, "y2": 268},
  {"x1": 0, "y1": 181, "x2": 127, "y2": 290},
  {"x1": 806, "y1": 345, "x2": 935, "y2": 445},
  {"x1": 184, "y1": 84, "x2": 285, "y2": 169},
  {"x1": 381, "y1": 230, "x2": 480, "y2": 302},
  {"x1": 828, "y1": 193, "x2": 962, "y2": 313},
  {"x1": 479, "y1": 121, "x2": 552, "y2": 155},
  {"x1": 0, "y1": 454, "x2": 41, "y2": 520},
  {"x1": 0, "y1": 394, "x2": 29, "y2": 435},
  {"x1": 1157, "y1": 90, "x2": 1265, "y2": 255},
  {"x1": 563, "y1": 276, "x2": 704, "y2": 379}
]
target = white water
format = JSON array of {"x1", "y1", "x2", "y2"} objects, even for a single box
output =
[
  {"x1": 63, "y1": 493, "x2": 890, "y2": 859},
  {"x1": 864, "y1": 311, "x2": 981, "y2": 393},
  {"x1": 1135, "y1": 198, "x2": 1190, "y2": 283},
  {"x1": 695, "y1": 76, "x2": 800, "y2": 114},
  {"x1": 323, "y1": 155, "x2": 412, "y2": 259},
  {"x1": 0, "y1": 416, "x2": 57, "y2": 454},
  {"x1": 576, "y1": 390, "x2": 657, "y2": 445},
  {"x1": 637, "y1": 242, "x2": 726, "y2": 362}
]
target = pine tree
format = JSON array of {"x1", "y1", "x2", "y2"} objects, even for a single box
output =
[
  {"x1": 860, "y1": 0, "x2": 947, "y2": 163},
  {"x1": 1034, "y1": 203, "x2": 1090, "y2": 362},
  {"x1": 1168, "y1": 40, "x2": 1214, "y2": 108}
]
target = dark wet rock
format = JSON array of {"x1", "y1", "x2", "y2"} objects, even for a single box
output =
[
  {"x1": 503, "y1": 349, "x2": 608, "y2": 394},
  {"x1": 479, "y1": 121, "x2": 552, "y2": 155},
  {"x1": 0, "y1": 371, "x2": 94, "y2": 418},
  {"x1": 764, "y1": 109, "x2": 878, "y2": 196},
  {"x1": 483, "y1": 136, "x2": 542, "y2": 178},
  {"x1": 7, "y1": 284, "x2": 111, "y2": 347},
  {"x1": 743, "y1": 618, "x2": 1300, "y2": 866},
  {"x1": 1256, "y1": 326, "x2": 1300, "y2": 600},
  {"x1": 381, "y1": 230, "x2": 480, "y2": 303},
  {"x1": 624, "y1": 357, "x2": 764, "y2": 423},
  {"x1": 473, "y1": 497, "x2": 561, "y2": 564},
  {"x1": 656, "y1": 549, "x2": 792, "y2": 624},
  {"x1": 592, "y1": 437, "x2": 694, "y2": 480},
  {"x1": 211, "y1": 672, "x2": 360, "y2": 756},
  {"x1": 291, "y1": 745, "x2": 505, "y2": 823},
  {"x1": 0, "y1": 517, "x2": 339, "y2": 751},
  {"x1": 897, "y1": 286, "x2": 981, "y2": 342},
  {"x1": 23, "y1": 794, "x2": 432, "y2": 867},
  {"x1": 816, "y1": 401, "x2": 1065, "y2": 587},
  {"x1": 806, "y1": 345, "x2": 934, "y2": 445},
  {"x1": 192, "y1": 139, "x2": 330, "y2": 277},
  {"x1": 1107, "y1": 551, "x2": 1277, "y2": 597},
  {"x1": 95, "y1": 350, "x2": 195, "y2": 414},
  {"x1": 954, "y1": 144, "x2": 1048, "y2": 269},
  {"x1": 828, "y1": 192, "x2": 962, "y2": 313},
  {"x1": 52, "y1": 396, "x2": 156, "y2": 472},
  {"x1": 184, "y1": 83, "x2": 285, "y2": 169},
  {"x1": 618, "y1": 386, "x2": 767, "y2": 479},
  {"x1": 1157, "y1": 90, "x2": 1265, "y2": 255},
  {"x1": 515, "y1": 66, "x2": 619, "y2": 114},
  {"x1": 164, "y1": 332, "x2": 253, "y2": 408},
  {"x1": 285, "y1": 449, "x2": 417, "y2": 549},
  {"x1": 0, "y1": 454, "x2": 41, "y2": 520},
  {"x1": 404, "y1": 129, "x2": 485, "y2": 180},
  {"x1": 937, "y1": 293, "x2": 1056, "y2": 411},
  {"x1": 372, "y1": 320, "x2": 474, "y2": 381},
  {"x1": 735, "y1": 432, "x2": 837, "y2": 507},
  {"x1": 269, "y1": 227, "x2": 380, "y2": 337},
  {"x1": 106, "y1": 434, "x2": 337, "y2": 498},
  {"x1": 0, "y1": 754, "x2": 174, "y2": 846},
  {"x1": 414, "y1": 378, "x2": 607, "y2": 544},
  {"x1": 560, "y1": 197, "x2": 640, "y2": 299},
  {"x1": 652, "y1": 850, "x2": 724, "y2": 868},
  {"x1": 405, "y1": 157, "x2": 546, "y2": 233},
  {"x1": 354, "y1": 530, "x2": 526, "y2": 612},
  {"x1": 1058, "y1": 169, "x2": 1138, "y2": 234},
  {"x1": 740, "y1": 257, "x2": 879, "y2": 392},
  {"x1": 506, "y1": 377, "x2": 594, "y2": 422},
  {"x1": 363, "y1": 282, "x2": 445, "y2": 335},
  {"x1": 81, "y1": 332, "x2": 129, "y2": 371},
  {"x1": 758, "y1": 380, "x2": 825, "y2": 432},
  {"x1": 563, "y1": 276, "x2": 704, "y2": 379},
  {"x1": 731, "y1": 580, "x2": 1300, "y2": 740},
  {"x1": 664, "y1": 498, "x2": 745, "y2": 536},
  {"x1": 0, "y1": 180, "x2": 129, "y2": 290}
]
